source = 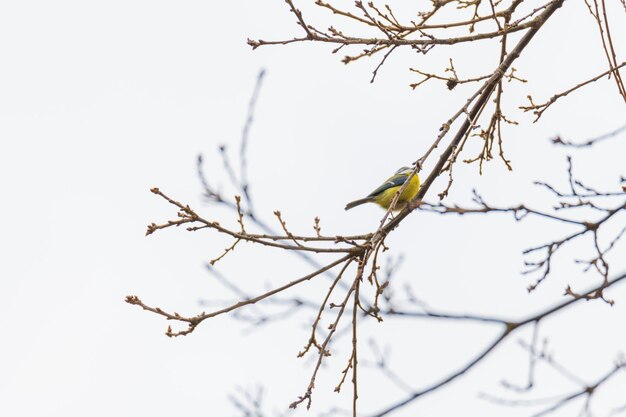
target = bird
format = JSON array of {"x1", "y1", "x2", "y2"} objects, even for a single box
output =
[{"x1": 345, "y1": 166, "x2": 420, "y2": 211}]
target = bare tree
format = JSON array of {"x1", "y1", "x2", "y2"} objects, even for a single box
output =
[{"x1": 127, "y1": 1, "x2": 625, "y2": 416}]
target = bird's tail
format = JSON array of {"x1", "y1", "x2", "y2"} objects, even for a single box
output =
[{"x1": 345, "y1": 197, "x2": 373, "y2": 211}]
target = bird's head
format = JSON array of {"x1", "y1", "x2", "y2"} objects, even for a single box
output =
[{"x1": 394, "y1": 166, "x2": 414, "y2": 176}]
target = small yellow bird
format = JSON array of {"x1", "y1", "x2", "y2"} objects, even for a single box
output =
[{"x1": 345, "y1": 166, "x2": 420, "y2": 211}]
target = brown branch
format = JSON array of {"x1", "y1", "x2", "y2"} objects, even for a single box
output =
[
  {"x1": 552, "y1": 122, "x2": 626, "y2": 148},
  {"x1": 286, "y1": 0, "x2": 314, "y2": 38},
  {"x1": 147, "y1": 188, "x2": 362, "y2": 254},
  {"x1": 249, "y1": 19, "x2": 537, "y2": 49},
  {"x1": 314, "y1": 0, "x2": 522, "y2": 32},
  {"x1": 239, "y1": 69, "x2": 265, "y2": 214},
  {"x1": 480, "y1": 357, "x2": 624, "y2": 416},
  {"x1": 371, "y1": 270, "x2": 626, "y2": 416},
  {"x1": 298, "y1": 259, "x2": 354, "y2": 358},
  {"x1": 386, "y1": 0, "x2": 566, "y2": 234},
  {"x1": 409, "y1": 58, "x2": 492, "y2": 90},
  {"x1": 370, "y1": 45, "x2": 397, "y2": 83},
  {"x1": 351, "y1": 277, "x2": 360, "y2": 417},
  {"x1": 290, "y1": 266, "x2": 360, "y2": 410},
  {"x1": 520, "y1": 62, "x2": 626, "y2": 121},
  {"x1": 418, "y1": 172, "x2": 625, "y2": 291},
  {"x1": 126, "y1": 254, "x2": 352, "y2": 337}
]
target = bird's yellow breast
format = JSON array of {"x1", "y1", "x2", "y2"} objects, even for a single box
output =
[{"x1": 372, "y1": 174, "x2": 420, "y2": 210}]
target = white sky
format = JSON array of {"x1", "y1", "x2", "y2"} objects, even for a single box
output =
[{"x1": 1, "y1": 1, "x2": 625, "y2": 417}]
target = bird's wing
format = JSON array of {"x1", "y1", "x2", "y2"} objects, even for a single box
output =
[{"x1": 367, "y1": 174, "x2": 407, "y2": 198}]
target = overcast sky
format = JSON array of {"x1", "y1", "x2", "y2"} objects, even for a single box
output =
[{"x1": 1, "y1": 1, "x2": 625, "y2": 417}]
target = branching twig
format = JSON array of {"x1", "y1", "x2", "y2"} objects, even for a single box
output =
[{"x1": 520, "y1": 62, "x2": 626, "y2": 121}]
